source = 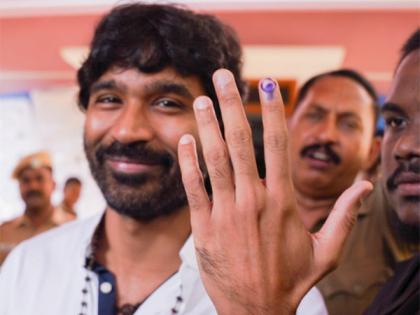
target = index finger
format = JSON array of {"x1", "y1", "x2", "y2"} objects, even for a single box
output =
[{"x1": 258, "y1": 78, "x2": 292, "y2": 191}]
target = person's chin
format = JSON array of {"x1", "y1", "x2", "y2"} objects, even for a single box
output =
[{"x1": 393, "y1": 196, "x2": 420, "y2": 226}]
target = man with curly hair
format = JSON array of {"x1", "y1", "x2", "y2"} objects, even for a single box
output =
[{"x1": 0, "y1": 3, "x2": 331, "y2": 315}]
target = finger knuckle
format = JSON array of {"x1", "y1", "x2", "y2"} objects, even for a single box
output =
[
  {"x1": 210, "y1": 164, "x2": 229, "y2": 180},
  {"x1": 264, "y1": 132, "x2": 288, "y2": 153},
  {"x1": 183, "y1": 172, "x2": 203, "y2": 191},
  {"x1": 206, "y1": 148, "x2": 229, "y2": 166},
  {"x1": 265, "y1": 102, "x2": 282, "y2": 113},
  {"x1": 187, "y1": 190, "x2": 205, "y2": 211},
  {"x1": 220, "y1": 94, "x2": 238, "y2": 108},
  {"x1": 227, "y1": 127, "x2": 252, "y2": 148}
]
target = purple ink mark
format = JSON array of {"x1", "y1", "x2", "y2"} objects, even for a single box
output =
[{"x1": 260, "y1": 78, "x2": 276, "y2": 100}]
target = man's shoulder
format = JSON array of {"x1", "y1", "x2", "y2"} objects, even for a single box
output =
[
  {"x1": 0, "y1": 215, "x2": 23, "y2": 231},
  {"x1": 7, "y1": 212, "x2": 101, "y2": 263},
  {"x1": 346, "y1": 183, "x2": 389, "y2": 244},
  {"x1": 317, "y1": 183, "x2": 394, "y2": 315}
]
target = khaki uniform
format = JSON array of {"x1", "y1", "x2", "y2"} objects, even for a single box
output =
[
  {"x1": 0, "y1": 214, "x2": 57, "y2": 265},
  {"x1": 317, "y1": 184, "x2": 419, "y2": 315}
]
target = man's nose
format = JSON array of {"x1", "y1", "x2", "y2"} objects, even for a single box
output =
[
  {"x1": 394, "y1": 124, "x2": 420, "y2": 163},
  {"x1": 110, "y1": 102, "x2": 154, "y2": 144},
  {"x1": 316, "y1": 116, "x2": 339, "y2": 144}
]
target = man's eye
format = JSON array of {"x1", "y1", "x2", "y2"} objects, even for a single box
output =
[
  {"x1": 305, "y1": 112, "x2": 322, "y2": 121},
  {"x1": 341, "y1": 120, "x2": 359, "y2": 130},
  {"x1": 154, "y1": 99, "x2": 183, "y2": 109},
  {"x1": 97, "y1": 95, "x2": 121, "y2": 104},
  {"x1": 385, "y1": 116, "x2": 407, "y2": 129}
]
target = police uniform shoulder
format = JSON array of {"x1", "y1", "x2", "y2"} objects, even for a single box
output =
[{"x1": 0, "y1": 216, "x2": 25, "y2": 230}]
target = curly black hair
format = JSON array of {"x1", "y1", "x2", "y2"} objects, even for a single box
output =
[
  {"x1": 399, "y1": 28, "x2": 420, "y2": 65},
  {"x1": 77, "y1": 3, "x2": 247, "y2": 123}
]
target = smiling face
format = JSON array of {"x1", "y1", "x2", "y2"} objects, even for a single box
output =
[
  {"x1": 381, "y1": 51, "x2": 420, "y2": 226},
  {"x1": 83, "y1": 67, "x2": 205, "y2": 221},
  {"x1": 289, "y1": 76, "x2": 376, "y2": 198}
]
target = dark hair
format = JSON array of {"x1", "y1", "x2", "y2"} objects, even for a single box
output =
[
  {"x1": 65, "y1": 177, "x2": 82, "y2": 187},
  {"x1": 77, "y1": 3, "x2": 246, "y2": 123},
  {"x1": 295, "y1": 69, "x2": 379, "y2": 130},
  {"x1": 399, "y1": 28, "x2": 420, "y2": 65}
]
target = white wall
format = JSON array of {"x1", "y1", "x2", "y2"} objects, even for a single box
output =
[{"x1": 0, "y1": 86, "x2": 105, "y2": 223}]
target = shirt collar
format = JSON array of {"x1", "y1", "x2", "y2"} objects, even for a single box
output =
[
  {"x1": 82, "y1": 211, "x2": 197, "y2": 270},
  {"x1": 80, "y1": 210, "x2": 106, "y2": 264},
  {"x1": 179, "y1": 235, "x2": 198, "y2": 270}
]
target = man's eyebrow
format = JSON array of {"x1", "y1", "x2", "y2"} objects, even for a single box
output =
[
  {"x1": 338, "y1": 112, "x2": 361, "y2": 120},
  {"x1": 309, "y1": 103, "x2": 328, "y2": 112},
  {"x1": 381, "y1": 102, "x2": 406, "y2": 115},
  {"x1": 145, "y1": 81, "x2": 195, "y2": 100},
  {"x1": 90, "y1": 80, "x2": 123, "y2": 94}
]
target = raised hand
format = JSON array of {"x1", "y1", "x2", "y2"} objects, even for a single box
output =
[{"x1": 178, "y1": 69, "x2": 372, "y2": 315}]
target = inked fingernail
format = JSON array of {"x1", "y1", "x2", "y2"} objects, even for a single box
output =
[
  {"x1": 260, "y1": 78, "x2": 276, "y2": 100},
  {"x1": 179, "y1": 134, "x2": 194, "y2": 145}
]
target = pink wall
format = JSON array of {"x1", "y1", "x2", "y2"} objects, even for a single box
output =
[{"x1": 0, "y1": 9, "x2": 418, "y2": 93}]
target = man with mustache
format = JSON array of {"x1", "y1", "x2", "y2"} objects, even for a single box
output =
[
  {"x1": 288, "y1": 69, "x2": 380, "y2": 232},
  {"x1": 314, "y1": 34, "x2": 420, "y2": 314},
  {"x1": 0, "y1": 3, "x2": 342, "y2": 314},
  {"x1": 0, "y1": 151, "x2": 57, "y2": 265},
  {"x1": 287, "y1": 70, "x2": 383, "y2": 314}
]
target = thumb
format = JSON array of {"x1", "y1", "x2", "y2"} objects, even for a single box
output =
[{"x1": 314, "y1": 180, "x2": 373, "y2": 268}]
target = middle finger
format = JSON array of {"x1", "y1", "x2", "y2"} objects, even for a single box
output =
[{"x1": 212, "y1": 69, "x2": 259, "y2": 187}]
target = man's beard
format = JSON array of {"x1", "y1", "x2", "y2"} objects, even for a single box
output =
[
  {"x1": 386, "y1": 203, "x2": 420, "y2": 246},
  {"x1": 84, "y1": 138, "x2": 189, "y2": 222}
]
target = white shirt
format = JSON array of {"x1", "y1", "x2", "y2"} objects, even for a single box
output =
[{"x1": 0, "y1": 213, "x2": 327, "y2": 315}]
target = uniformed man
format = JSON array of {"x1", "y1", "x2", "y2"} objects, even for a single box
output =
[{"x1": 0, "y1": 151, "x2": 57, "y2": 264}]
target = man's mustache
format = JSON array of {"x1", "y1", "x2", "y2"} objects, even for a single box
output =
[
  {"x1": 300, "y1": 143, "x2": 341, "y2": 165},
  {"x1": 386, "y1": 161, "x2": 420, "y2": 191},
  {"x1": 95, "y1": 141, "x2": 174, "y2": 168},
  {"x1": 24, "y1": 190, "x2": 43, "y2": 198}
]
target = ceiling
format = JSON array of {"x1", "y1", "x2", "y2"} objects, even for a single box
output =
[{"x1": 0, "y1": 1, "x2": 419, "y2": 94}]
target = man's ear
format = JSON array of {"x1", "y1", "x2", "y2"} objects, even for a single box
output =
[{"x1": 364, "y1": 136, "x2": 381, "y2": 171}]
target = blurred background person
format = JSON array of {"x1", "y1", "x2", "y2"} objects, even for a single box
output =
[
  {"x1": 317, "y1": 31, "x2": 420, "y2": 315},
  {"x1": 53, "y1": 177, "x2": 82, "y2": 224},
  {"x1": 286, "y1": 70, "x2": 381, "y2": 314},
  {"x1": 0, "y1": 151, "x2": 57, "y2": 265},
  {"x1": 288, "y1": 69, "x2": 380, "y2": 232}
]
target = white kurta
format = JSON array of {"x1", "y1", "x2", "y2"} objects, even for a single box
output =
[{"x1": 0, "y1": 213, "x2": 327, "y2": 315}]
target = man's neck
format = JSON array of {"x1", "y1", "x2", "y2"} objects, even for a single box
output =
[
  {"x1": 99, "y1": 207, "x2": 191, "y2": 266},
  {"x1": 96, "y1": 206, "x2": 191, "y2": 306},
  {"x1": 24, "y1": 204, "x2": 54, "y2": 228},
  {"x1": 61, "y1": 200, "x2": 75, "y2": 214},
  {"x1": 295, "y1": 187, "x2": 338, "y2": 231}
]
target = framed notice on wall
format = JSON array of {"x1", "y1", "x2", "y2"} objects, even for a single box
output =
[{"x1": 244, "y1": 79, "x2": 297, "y2": 117}]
